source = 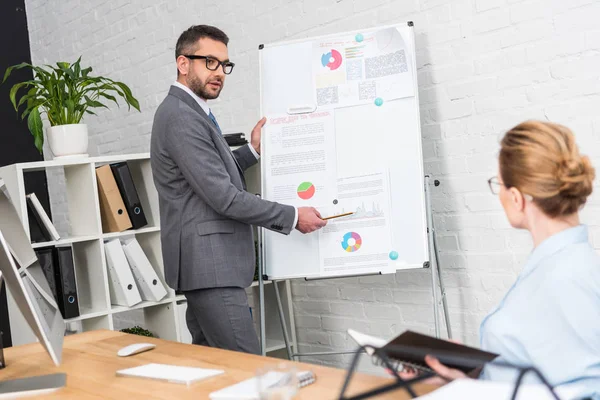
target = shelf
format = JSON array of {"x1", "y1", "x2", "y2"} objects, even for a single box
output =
[
  {"x1": 102, "y1": 226, "x2": 160, "y2": 239},
  {"x1": 15, "y1": 153, "x2": 151, "y2": 171},
  {"x1": 31, "y1": 235, "x2": 100, "y2": 249},
  {"x1": 266, "y1": 339, "x2": 287, "y2": 353},
  {"x1": 18, "y1": 157, "x2": 93, "y2": 172},
  {"x1": 92, "y1": 153, "x2": 150, "y2": 165},
  {"x1": 110, "y1": 297, "x2": 174, "y2": 314},
  {"x1": 2, "y1": 152, "x2": 296, "y2": 352},
  {"x1": 64, "y1": 307, "x2": 111, "y2": 323}
]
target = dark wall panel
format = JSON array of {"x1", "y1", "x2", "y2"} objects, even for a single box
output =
[{"x1": 1, "y1": 0, "x2": 52, "y2": 348}]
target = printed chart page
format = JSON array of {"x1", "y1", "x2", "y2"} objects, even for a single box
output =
[
  {"x1": 313, "y1": 27, "x2": 414, "y2": 109},
  {"x1": 318, "y1": 170, "x2": 395, "y2": 276},
  {"x1": 263, "y1": 110, "x2": 338, "y2": 207}
]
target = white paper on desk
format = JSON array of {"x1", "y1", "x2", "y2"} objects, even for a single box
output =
[
  {"x1": 116, "y1": 363, "x2": 224, "y2": 386},
  {"x1": 209, "y1": 372, "x2": 282, "y2": 400},
  {"x1": 415, "y1": 379, "x2": 584, "y2": 400},
  {"x1": 209, "y1": 371, "x2": 315, "y2": 400}
]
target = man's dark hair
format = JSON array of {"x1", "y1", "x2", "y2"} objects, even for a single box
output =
[{"x1": 175, "y1": 25, "x2": 229, "y2": 59}]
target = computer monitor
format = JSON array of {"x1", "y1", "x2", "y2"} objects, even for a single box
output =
[
  {"x1": 0, "y1": 182, "x2": 66, "y2": 395},
  {"x1": 0, "y1": 230, "x2": 64, "y2": 366}
]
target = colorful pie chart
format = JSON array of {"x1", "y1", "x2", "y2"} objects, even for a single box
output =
[
  {"x1": 321, "y1": 49, "x2": 343, "y2": 70},
  {"x1": 297, "y1": 182, "x2": 316, "y2": 200},
  {"x1": 341, "y1": 232, "x2": 362, "y2": 252}
]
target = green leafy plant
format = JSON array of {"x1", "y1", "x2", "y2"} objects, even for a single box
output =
[
  {"x1": 120, "y1": 326, "x2": 155, "y2": 338},
  {"x1": 2, "y1": 56, "x2": 140, "y2": 153}
]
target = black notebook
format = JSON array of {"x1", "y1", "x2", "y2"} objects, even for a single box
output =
[
  {"x1": 223, "y1": 132, "x2": 248, "y2": 147},
  {"x1": 348, "y1": 329, "x2": 498, "y2": 374}
]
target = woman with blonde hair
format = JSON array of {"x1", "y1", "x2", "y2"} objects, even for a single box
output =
[{"x1": 422, "y1": 121, "x2": 600, "y2": 398}]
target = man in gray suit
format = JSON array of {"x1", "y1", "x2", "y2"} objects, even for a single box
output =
[{"x1": 151, "y1": 25, "x2": 327, "y2": 354}]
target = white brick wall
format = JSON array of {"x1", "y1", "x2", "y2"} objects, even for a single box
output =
[{"x1": 24, "y1": 0, "x2": 600, "y2": 372}]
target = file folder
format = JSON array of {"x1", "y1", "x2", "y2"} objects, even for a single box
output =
[
  {"x1": 96, "y1": 165, "x2": 132, "y2": 233},
  {"x1": 110, "y1": 163, "x2": 147, "y2": 229},
  {"x1": 35, "y1": 248, "x2": 59, "y2": 303},
  {"x1": 35, "y1": 247, "x2": 80, "y2": 319},
  {"x1": 54, "y1": 247, "x2": 80, "y2": 319},
  {"x1": 175, "y1": 301, "x2": 192, "y2": 344},
  {"x1": 104, "y1": 239, "x2": 142, "y2": 307},
  {"x1": 121, "y1": 238, "x2": 167, "y2": 302},
  {"x1": 27, "y1": 202, "x2": 49, "y2": 243},
  {"x1": 26, "y1": 193, "x2": 60, "y2": 242}
]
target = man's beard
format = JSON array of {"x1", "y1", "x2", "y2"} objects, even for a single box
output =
[{"x1": 187, "y1": 73, "x2": 222, "y2": 100}]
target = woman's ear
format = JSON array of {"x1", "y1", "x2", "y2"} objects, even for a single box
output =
[{"x1": 509, "y1": 187, "x2": 526, "y2": 212}]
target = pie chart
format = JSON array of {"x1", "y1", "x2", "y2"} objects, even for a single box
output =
[
  {"x1": 297, "y1": 182, "x2": 316, "y2": 200},
  {"x1": 321, "y1": 49, "x2": 343, "y2": 70},
  {"x1": 341, "y1": 232, "x2": 362, "y2": 252}
]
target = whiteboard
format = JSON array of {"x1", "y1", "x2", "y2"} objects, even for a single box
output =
[{"x1": 259, "y1": 22, "x2": 428, "y2": 280}]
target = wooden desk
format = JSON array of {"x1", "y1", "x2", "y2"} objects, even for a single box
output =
[{"x1": 0, "y1": 330, "x2": 436, "y2": 399}]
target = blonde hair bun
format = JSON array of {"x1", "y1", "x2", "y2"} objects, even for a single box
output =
[
  {"x1": 500, "y1": 120, "x2": 595, "y2": 217},
  {"x1": 558, "y1": 155, "x2": 595, "y2": 199}
]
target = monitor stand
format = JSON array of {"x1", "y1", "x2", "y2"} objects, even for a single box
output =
[
  {"x1": 0, "y1": 276, "x2": 66, "y2": 397},
  {"x1": 0, "y1": 329, "x2": 4, "y2": 369}
]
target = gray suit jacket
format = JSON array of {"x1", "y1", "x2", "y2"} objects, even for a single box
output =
[{"x1": 150, "y1": 86, "x2": 295, "y2": 291}]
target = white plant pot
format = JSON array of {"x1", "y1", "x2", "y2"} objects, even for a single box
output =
[{"x1": 47, "y1": 124, "x2": 89, "y2": 159}]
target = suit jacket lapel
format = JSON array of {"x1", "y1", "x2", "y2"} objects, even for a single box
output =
[{"x1": 168, "y1": 86, "x2": 244, "y2": 175}]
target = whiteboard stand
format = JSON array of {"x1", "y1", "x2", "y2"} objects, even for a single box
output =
[
  {"x1": 424, "y1": 175, "x2": 452, "y2": 340},
  {"x1": 273, "y1": 279, "x2": 293, "y2": 358},
  {"x1": 257, "y1": 196, "x2": 267, "y2": 355},
  {"x1": 258, "y1": 175, "x2": 452, "y2": 361}
]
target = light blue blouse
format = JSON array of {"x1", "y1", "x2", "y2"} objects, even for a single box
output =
[{"x1": 479, "y1": 225, "x2": 600, "y2": 399}]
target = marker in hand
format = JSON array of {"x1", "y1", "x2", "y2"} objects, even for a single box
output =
[{"x1": 322, "y1": 212, "x2": 354, "y2": 221}]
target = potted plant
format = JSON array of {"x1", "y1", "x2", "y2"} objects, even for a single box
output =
[{"x1": 2, "y1": 57, "x2": 140, "y2": 158}]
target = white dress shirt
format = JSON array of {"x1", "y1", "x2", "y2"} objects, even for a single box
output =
[{"x1": 172, "y1": 81, "x2": 298, "y2": 229}]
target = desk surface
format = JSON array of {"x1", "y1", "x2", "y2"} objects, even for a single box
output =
[{"x1": 0, "y1": 330, "x2": 435, "y2": 399}]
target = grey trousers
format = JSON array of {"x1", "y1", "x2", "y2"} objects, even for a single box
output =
[{"x1": 184, "y1": 287, "x2": 260, "y2": 355}]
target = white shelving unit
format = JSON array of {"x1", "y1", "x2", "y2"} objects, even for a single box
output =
[{"x1": 0, "y1": 153, "x2": 296, "y2": 355}]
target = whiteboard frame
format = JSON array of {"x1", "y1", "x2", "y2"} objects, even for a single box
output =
[{"x1": 258, "y1": 21, "x2": 429, "y2": 281}]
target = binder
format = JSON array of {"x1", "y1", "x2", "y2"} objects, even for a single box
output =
[
  {"x1": 110, "y1": 162, "x2": 147, "y2": 229},
  {"x1": 175, "y1": 301, "x2": 192, "y2": 344},
  {"x1": 104, "y1": 239, "x2": 142, "y2": 307},
  {"x1": 36, "y1": 246, "x2": 79, "y2": 319},
  {"x1": 27, "y1": 202, "x2": 49, "y2": 243},
  {"x1": 96, "y1": 165, "x2": 132, "y2": 233},
  {"x1": 35, "y1": 248, "x2": 59, "y2": 302},
  {"x1": 26, "y1": 193, "x2": 60, "y2": 242},
  {"x1": 121, "y1": 238, "x2": 167, "y2": 302}
]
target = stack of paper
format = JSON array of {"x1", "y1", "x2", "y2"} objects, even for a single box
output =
[{"x1": 116, "y1": 363, "x2": 224, "y2": 386}]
